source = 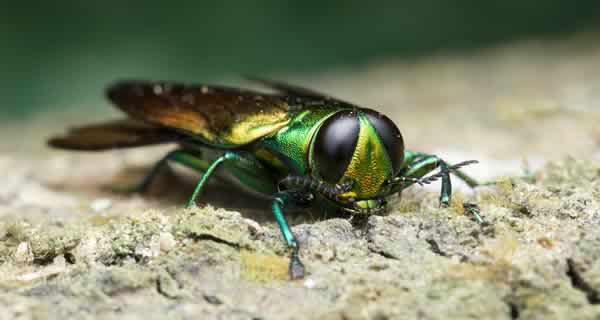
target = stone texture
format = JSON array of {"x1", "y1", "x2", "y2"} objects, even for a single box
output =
[{"x1": 0, "y1": 34, "x2": 600, "y2": 319}]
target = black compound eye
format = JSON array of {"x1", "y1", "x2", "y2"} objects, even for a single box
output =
[
  {"x1": 313, "y1": 111, "x2": 359, "y2": 183},
  {"x1": 364, "y1": 110, "x2": 405, "y2": 174}
]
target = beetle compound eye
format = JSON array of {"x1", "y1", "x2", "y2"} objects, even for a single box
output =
[
  {"x1": 313, "y1": 111, "x2": 360, "y2": 183},
  {"x1": 364, "y1": 110, "x2": 405, "y2": 174}
]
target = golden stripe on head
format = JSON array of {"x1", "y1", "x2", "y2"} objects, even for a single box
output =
[{"x1": 340, "y1": 113, "x2": 394, "y2": 199}]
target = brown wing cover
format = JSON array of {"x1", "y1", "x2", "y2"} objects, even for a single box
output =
[
  {"x1": 48, "y1": 119, "x2": 179, "y2": 151},
  {"x1": 106, "y1": 80, "x2": 291, "y2": 146},
  {"x1": 247, "y1": 77, "x2": 359, "y2": 108}
]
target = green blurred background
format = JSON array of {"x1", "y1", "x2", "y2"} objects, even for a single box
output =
[{"x1": 2, "y1": 1, "x2": 600, "y2": 117}]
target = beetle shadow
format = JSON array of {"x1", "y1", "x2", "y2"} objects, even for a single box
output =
[{"x1": 108, "y1": 165, "x2": 346, "y2": 224}]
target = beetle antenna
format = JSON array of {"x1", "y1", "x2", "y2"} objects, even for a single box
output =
[{"x1": 416, "y1": 160, "x2": 479, "y2": 185}]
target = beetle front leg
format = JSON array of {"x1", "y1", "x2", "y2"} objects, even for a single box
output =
[
  {"x1": 439, "y1": 161, "x2": 452, "y2": 206},
  {"x1": 272, "y1": 193, "x2": 305, "y2": 280},
  {"x1": 397, "y1": 153, "x2": 452, "y2": 206},
  {"x1": 393, "y1": 151, "x2": 479, "y2": 207}
]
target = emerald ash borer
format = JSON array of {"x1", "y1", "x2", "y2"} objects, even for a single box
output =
[{"x1": 49, "y1": 78, "x2": 481, "y2": 279}]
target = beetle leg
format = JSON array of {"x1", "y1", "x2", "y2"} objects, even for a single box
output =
[
  {"x1": 111, "y1": 148, "x2": 207, "y2": 194},
  {"x1": 453, "y1": 166, "x2": 536, "y2": 187},
  {"x1": 391, "y1": 154, "x2": 442, "y2": 193},
  {"x1": 439, "y1": 161, "x2": 452, "y2": 206},
  {"x1": 394, "y1": 153, "x2": 479, "y2": 207},
  {"x1": 399, "y1": 151, "x2": 481, "y2": 185},
  {"x1": 184, "y1": 152, "x2": 238, "y2": 208},
  {"x1": 272, "y1": 193, "x2": 305, "y2": 280}
]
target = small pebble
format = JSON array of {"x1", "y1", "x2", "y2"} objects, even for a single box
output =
[
  {"x1": 135, "y1": 244, "x2": 154, "y2": 258},
  {"x1": 303, "y1": 278, "x2": 316, "y2": 289},
  {"x1": 150, "y1": 237, "x2": 161, "y2": 257},
  {"x1": 159, "y1": 232, "x2": 176, "y2": 252},
  {"x1": 90, "y1": 198, "x2": 112, "y2": 212},
  {"x1": 51, "y1": 255, "x2": 67, "y2": 271},
  {"x1": 16, "y1": 255, "x2": 68, "y2": 282},
  {"x1": 245, "y1": 220, "x2": 264, "y2": 237},
  {"x1": 14, "y1": 242, "x2": 32, "y2": 264}
]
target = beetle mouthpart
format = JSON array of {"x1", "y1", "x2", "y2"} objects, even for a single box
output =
[
  {"x1": 345, "y1": 198, "x2": 387, "y2": 216},
  {"x1": 337, "y1": 180, "x2": 354, "y2": 193}
]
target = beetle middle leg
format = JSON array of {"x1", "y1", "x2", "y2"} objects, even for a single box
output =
[
  {"x1": 183, "y1": 151, "x2": 242, "y2": 208},
  {"x1": 114, "y1": 149, "x2": 249, "y2": 208},
  {"x1": 110, "y1": 148, "x2": 209, "y2": 194}
]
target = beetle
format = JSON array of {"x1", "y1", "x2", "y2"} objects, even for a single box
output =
[{"x1": 48, "y1": 78, "x2": 481, "y2": 279}]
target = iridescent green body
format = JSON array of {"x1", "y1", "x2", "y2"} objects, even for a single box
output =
[
  {"x1": 48, "y1": 78, "x2": 481, "y2": 279},
  {"x1": 249, "y1": 106, "x2": 399, "y2": 207}
]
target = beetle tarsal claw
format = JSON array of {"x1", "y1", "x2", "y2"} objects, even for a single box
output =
[{"x1": 288, "y1": 254, "x2": 305, "y2": 280}]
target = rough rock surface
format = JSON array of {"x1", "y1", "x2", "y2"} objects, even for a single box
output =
[{"x1": 1, "y1": 34, "x2": 599, "y2": 319}]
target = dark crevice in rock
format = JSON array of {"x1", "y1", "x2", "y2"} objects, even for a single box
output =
[
  {"x1": 504, "y1": 286, "x2": 521, "y2": 320},
  {"x1": 368, "y1": 248, "x2": 399, "y2": 261},
  {"x1": 507, "y1": 300, "x2": 520, "y2": 320},
  {"x1": 156, "y1": 269, "x2": 183, "y2": 299},
  {"x1": 156, "y1": 278, "x2": 174, "y2": 299},
  {"x1": 190, "y1": 234, "x2": 240, "y2": 249},
  {"x1": 203, "y1": 294, "x2": 223, "y2": 305},
  {"x1": 349, "y1": 214, "x2": 370, "y2": 232},
  {"x1": 415, "y1": 222, "x2": 424, "y2": 239},
  {"x1": 64, "y1": 252, "x2": 76, "y2": 264},
  {"x1": 517, "y1": 205, "x2": 532, "y2": 217},
  {"x1": 566, "y1": 258, "x2": 600, "y2": 304},
  {"x1": 480, "y1": 221, "x2": 495, "y2": 238},
  {"x1": 425, "y1": 239, "x2": 447, "y2": 257}
]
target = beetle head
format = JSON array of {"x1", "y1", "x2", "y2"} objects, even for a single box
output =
[{"x1": 310, "y1": 108, "x2": 404, "y2": 215}]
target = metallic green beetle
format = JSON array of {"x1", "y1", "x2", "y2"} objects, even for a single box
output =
[{"x1": 49, "y1": 78, "x2": 480, "y2": 279}]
